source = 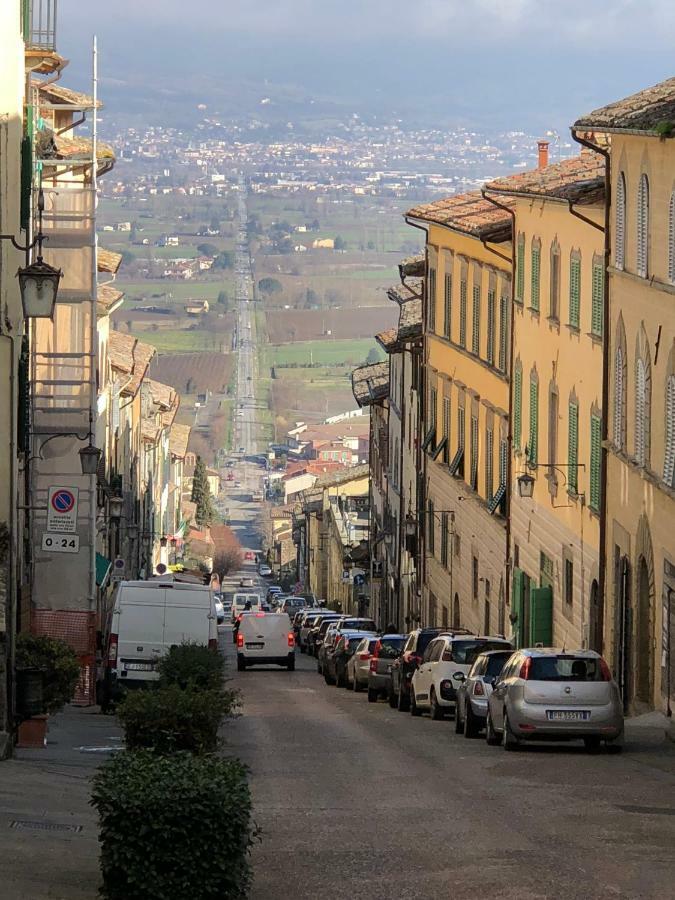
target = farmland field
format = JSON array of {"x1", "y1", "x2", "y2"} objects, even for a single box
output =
[
  {"x1": 264, "y1": 339, "x2": 384, "y2": 367},
  {"x1": 266, "y1": 306, "x2": 396, "y2": 343},
  {"x1": 149, "y1": 352, "x2": 235, "y2": 395}
]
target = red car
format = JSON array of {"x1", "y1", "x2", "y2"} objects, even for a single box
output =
[
  {"x1": 244, "y1": 551, "x2": 254, "y2": 561},
  {"x1": 226, "y1": 472, "x2": 234, "y2": 482}
]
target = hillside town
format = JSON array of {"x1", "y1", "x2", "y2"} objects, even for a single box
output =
[{"x1": 0, "y1": 3, "x2": 674, "y2": 899}]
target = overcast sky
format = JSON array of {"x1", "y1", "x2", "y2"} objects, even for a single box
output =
[{"x1": 57, "y1": 0, "x2": 675, "y2": 130}]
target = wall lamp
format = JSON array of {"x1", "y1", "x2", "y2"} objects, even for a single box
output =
[{"x1": 517, "y1": 445, "x2": 585, "y2": 499}]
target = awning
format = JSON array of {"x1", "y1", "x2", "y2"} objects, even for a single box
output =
[{"x1": 96, "y1": 552, "x2": 112, "y2": 587}]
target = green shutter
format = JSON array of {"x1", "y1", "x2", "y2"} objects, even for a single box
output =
[
  {"x1": 487, "y1": 289, "x2": 495, "y2": 365},
  {"x1": 514, "y1": 368, "x2": 522, "y2": 451},
  {"x1": 512, "y1": 567, "x2": 524, "y2": 648},
  {"x1": 20, "y1": 136, "x2": 32, "y2": 232},
  {"x1": 591, "y1": 263, "x2": 604, "y2": 337},
  {"x1": 529, "y1": 586, "x2": 553, "y2": 646},
  {"x1": 529, "y1": 378, "x2": 539, "y2": 465},
  {"x1": 428, "y1": 267, "x2": 436, "y2": 332},
  {"x1": 499, "y1": 293, "x2": 508, "y2": 371},
  {"x1": 444, "y1": 273, "x2": 452, "y2": 338},
  {"x1": 569, "y1": 257, "x2": 581, "y2": 328},
  {"x1": 568, "y1": 401, "x2": 579, "y2": 494},
  {"x1": 472, "y1": 285, "x2": 480, "y2": 354},
  {"x1": 531, "y1": 245, "x2": 541, "y2": 311},
  {"x1": 459, "y1": 280, "x2": 467, "y2": 346},
  {"x1": 516, "y1": 236, "x2": 525, "y2": 303},
  {"x1": 590, "y1": 413, "x2": 602, "y2": 511}
]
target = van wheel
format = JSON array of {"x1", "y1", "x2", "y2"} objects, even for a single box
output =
[
  {"x1": 237, "y1": 656, "x2": 246, "y2": 672},
  {"x1": 287, "y1": 655, "x2": 295, "y2": 671}
]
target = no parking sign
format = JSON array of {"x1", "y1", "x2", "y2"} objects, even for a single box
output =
[{"x1": 47, "y1": 486, "x2": 79, "y2": 534}]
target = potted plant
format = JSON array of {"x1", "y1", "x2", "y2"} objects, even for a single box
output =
[{"x1": 15, "y1": 634, "x2": 80, "y2": 748}]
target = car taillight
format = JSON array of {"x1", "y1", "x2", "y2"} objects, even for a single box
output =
[
  {"x1": 473, "y1": 681, "x2": 485, "y2": 696},
  {"x1": 405, "y1": 652, "x2": 421, "y2": 666},
  {"x1": 288, "y1": 632, "x2": 295, "y2": 648},
  {"x1": 107, "y1": 634, "x2": 118, "y2": 666},
  {"x1": 599, "y1": 657, "x2": 612, "y2": 681},
  {"x1": 237, "y1": 632, "x2": 244, "y2": 648},
  {"x1": 519, "y1": 657, "x2": 531, "y2": 680},
  {"x1": 208, "y1": 638, "x2": 218, "y2": 650},
  {"x1": 358, "y1": 652, "x2": 371, "y2": 661}
]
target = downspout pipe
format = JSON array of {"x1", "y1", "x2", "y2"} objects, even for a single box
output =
[
  {"x1": 480, "y1": 189, "x2": 515, "y2": 627},
  {"x1": 571, "y1": 130, "x2": 610, "y2": 654},
  {"x1": 0, "y1": 328, "x2": 17, "y2": 751}
]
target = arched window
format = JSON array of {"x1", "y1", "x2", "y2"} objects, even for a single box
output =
[
  {"x1": 664, "y1": 375, "x2": 675, "y2": 488},
  {"x1": 613, "y1": 345, "x2": 625, "y2": 449},
  {"x1": 615, "y1": 173, "x2": 626, "y2": 270},
  {"x1": 637, "y1": 173, "x2": 649, "y2": 278},
  {"x1": 635, "y1": 357, "x2": 649, "y2": 466},
  {"x1": 668, "y1": 190, "x2": 675, "y2": 284}
]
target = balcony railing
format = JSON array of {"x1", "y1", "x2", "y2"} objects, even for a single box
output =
[{"x1": 23, "y1": 0, "x2": 58, "y2": 51}]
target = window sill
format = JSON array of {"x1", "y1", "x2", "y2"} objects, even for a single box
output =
[
  {"x1": 527, "y1": 306, "x2": 540, "y2": 317},
  {"x1": 587, "y1": 331, "x2": 603, "y2": 346},
  {"x1": 546, "y1": 315, "x2": 560, "y2": 330},
  {"x1": 566, "y1": 324, "x2": 581, "y2": 336}
]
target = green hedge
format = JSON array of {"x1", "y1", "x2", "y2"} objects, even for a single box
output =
[
  {"x1": 157, "y1": 642, "x2": 225, "y2": 690},
  {"x1": 15, "y1": 633, "x2": 80, "y2": 714},
  {"x1": 92, "y1": 750, "x2": 255, "y2": 900},
  {"x1": 117, "y1": 684, "x2": 238, "y2": 755}
]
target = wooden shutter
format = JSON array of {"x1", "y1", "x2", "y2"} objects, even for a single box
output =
[
  {"x1": 529, "y1": 378, "x2": 539, "y2": 465},
  {"x1": 459, "y1": 279, "x2": 467, "y2": 346},
  {"x1": 668, "y1": 191, "x2": 675, "y2": 284},
  {"x1": 472, "y1": 284, "x2": 480, "y2": 355},
  {"x1": 516, "y1": 234, "x2": 525, "y2": 303},
  {"x1": 529, "y1": 586, "x2": 553, "y2": 646},
  {"x1": 444, "y1": 273, "x2": 452, "y2": 338},
  {"x1": 590, "y1": 413, "x2": 602, "y2": 511},
  {"x1": 613, "y1": 347, "x2": 624, "y2": 449},
  {"x1": 499, "y1": 437, "x2": 507, "y2": 487},
  {"x1": 442, "y1": 396, "x2": 450, "y2": 464},
  {"x1": 513, "y1": 368, "x2": 522, "y2": 451},
  {"x1": 428, "y1": 267, "x2": 437, "y2": 332},
  {"x1": 511, "y1": 567, "x2": 524, "y2": 648},
  {"x1": 569, "y1": 256, "x2": 581, "y2": 329},
  {"x1": 664, "y1": 375, "x2": 675, "y2": 488},
  {"x1": 487, "y1": 289, "x2": 495, "y2": 366},
  {"x1": 549, "y1": 244, "x2": 560, "y2": 319},
  {"x1": 591, "y1": 262, "x2": 604, "y2": 337},
  {"x1": 635, "y1": 358, "x2": 646, "y2": 466},
  {"x1": 485, "y1": 426, "x2": 494, "y2": 500},
  {"x1": 530, "y1": 243, "x2": 541, "y2": 311},
  {"x1": 637, "y1": 174, "x2": 649, "y2": 278},
  {"x1": 499, "y1": 292, "x2": 508, "y2": 372},
  {"x1": 441, "y1": 512, "x2": 448, "y2": 567},
  {"x1": 615, "y1": 173, "x2": 626, "y2": 271},
  {"x1": 568, "y1": 401, "x2": 579, "y2": 494},
  {"x1": 470, "y1": 415, "x2": 478, "y2": 490}
]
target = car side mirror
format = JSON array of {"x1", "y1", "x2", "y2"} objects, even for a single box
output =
[
  {"x1": 491, "y1": 677, "x2": 500, "y2": 688},
  {"x1": 453, "y1": 672, "x2": 465, "y2": 682}
]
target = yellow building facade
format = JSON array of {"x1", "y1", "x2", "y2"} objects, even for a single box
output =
[
  {"x1": 486, "y1": 152, "x2": 606, "y2": 652},
  {"x1": 575, "y1": 79, "x2": 675, "y2": 714},
  {"x1": 406, "y1": 194, "x2": 512, "y2": 635}
]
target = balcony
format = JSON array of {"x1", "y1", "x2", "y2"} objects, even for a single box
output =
[{"x1": 23, "y1": 0, "x2": 63, "y2": 74}]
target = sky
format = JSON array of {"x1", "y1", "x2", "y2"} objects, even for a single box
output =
[{"x1": 57, "y1": 0, "x2": 675, "y2": 132}]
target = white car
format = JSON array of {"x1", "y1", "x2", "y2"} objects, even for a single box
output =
[
  {"x1": 410, "y1": 634, "x2": 512, "y2": 720},
  {"x1": 258, "y1": 564, "x2": 272, "y2": 577},
  {"x1": 236, "y1": 612, "x2": 295, "y2": 671}
]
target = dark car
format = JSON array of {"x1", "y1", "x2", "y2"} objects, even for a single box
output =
[
  {"x1": 311, "y1": 615, "x2": 343, "y2": 660},
  {"x1": 324, "y1": 632, "x2": 376, "y2": 687},
  {"x1": 389, "y1": 627, "x2": 469, "y2": 711}
]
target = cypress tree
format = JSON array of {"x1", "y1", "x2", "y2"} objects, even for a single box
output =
[{"x1": 191, "y1": 456, "x2": 214, "y2": 526}]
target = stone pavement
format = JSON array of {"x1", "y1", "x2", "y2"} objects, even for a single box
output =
[{"x1": 0, "y1": 706, "x2": 123, "y2": 900}]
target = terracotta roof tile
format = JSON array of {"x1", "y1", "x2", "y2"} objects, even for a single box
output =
[
  {"x1": 375, "y1": 327, "x2": 397, "y2": 352},
  {"x1": 398, "y1": 255, "x2": 425, "y2": 278},
  {"x1": 97, "y1": 284, "x2": 124, "y2": 317},
  {"x1": 38, "y1": 83, "x2": 102, "y2": 109},
  {"x1": 98, "y1": 248, "x2": 123, "y2": 274},
  {"x1": 574, "y1": 77, "x2": 675, "y2": 133},
  {"x1": 386, "y1": 278, "x2": 423, "y2": 305},
  {"x1": 108, "y1": 331, "x2": 155, "y2": 396},
  {"x1": 37, "y1": 130, "x2": 115, "y2": 164},
  {"x1": 169, "y1": 423, "x2": 191, "y2": 459},
  {"x1": 397, "y1": 298, "x2": 423, "y2": 342},
  {"x1": 352, "y1": 361, "x2": 389, "y2": 406},
  {"x1": 146, "y1": 379, "x2": 180, "y2": 427},
  {"x1": 485, "y1": 153, "x2": 605, "y2": 203},
  {"x1": 407, "y1": 191, "x2": 514, "y2": 241},
  {"x1": 314, "y1": 462, "x2": 369, "y2": 487}
]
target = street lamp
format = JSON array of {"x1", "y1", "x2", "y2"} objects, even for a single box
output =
[
  {"x1": 78, "y1": 443, "x2": 102, "y2": 475},
  {"x1": 517, "y1": 444, "x2": 584, "y2": 499},
  {"x1": 107, "y1": 494, "x2": 124, "y2": 520},
  {"x1": 517, "y1": 472, "x2": 535, "y2": 499},
  {"x1": 160, "y1": 535, "x2": 168, "y2": 548}
]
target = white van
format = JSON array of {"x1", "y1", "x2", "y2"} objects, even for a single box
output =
[
  {"x1": 101, "y1": 580, "x2": 217, "y2": 706},
  {"x1": 236, "y1": 612, "x2": 295, "y2": 671},
  {"x1": 232, "y1": 592, "x2": 260, "y2": 621}
]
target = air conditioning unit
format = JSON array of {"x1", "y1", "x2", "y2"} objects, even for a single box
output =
[{"x1": 372, "y1": 561, "x2": 383, "y2": 577}]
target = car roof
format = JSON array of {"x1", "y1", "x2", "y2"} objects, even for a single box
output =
[
  {"x1": 476, "y1": 648, "x2": 514, "y2": 657},
  {"x1": 520, "y1": 647, "x2": 601, "y2": 658},
  {"x1": 340, "y1": 631, "x2": 377, "y2": 640},
  {"x1": 380, "y1": 633, "x2": 407, "y2": 639},
  {"x1": 437, "y1": 633, "x2": 510, "y2": 642}
]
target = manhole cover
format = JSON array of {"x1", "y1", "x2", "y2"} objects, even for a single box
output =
[
  {"x1": 10, "y1": 820, "x2": 82, "y2": 833},
  {"x1": 617, "y1": 804, "x2": 675, "y2": 816}
]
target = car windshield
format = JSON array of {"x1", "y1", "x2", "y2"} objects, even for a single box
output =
[
  {"x1": 529, "y1": 656, "x2": 604, "y2": 682},
  {"x1": 451, "y1": 640, "x2": 511, "y2": 665},
  {"x1": 417, "y1": 631, "x2": 440, "y2": 654},
  {"x1": 484, "y1": 653, "x2": 512, "y2": 677},
  {"x1": 378, "y1": 637, "x2": 406, "y2": 658}
]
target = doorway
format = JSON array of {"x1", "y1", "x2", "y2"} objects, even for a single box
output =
[
  {"x1": 589, "y1": 579, "x2": 601, "y2": 652},
  {"x1": 635, "y1": 555, "x2": 653, "y2": 705},
  {"x1": 452, "y1": 593, "x2": 460, "y2": 629}
]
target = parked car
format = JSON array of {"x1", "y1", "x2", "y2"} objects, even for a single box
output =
[
  {"x1": 410, "y1": 634, "x2": 512, "y2": 719},
  {"x1": 367, "y1": 634, "x2": 407, "y2": 703},
  {"x1": 244, "y1": 551, "x2": 255, "y2": 561},
  {"x1": 346, "y1": 636, "x2": 380, "y2": 692},
  {"x1": 334, "y1": 617, "x2": 377, "y2": 639},
  {"x1": 307, "y1": 614, "x2": 342, "y2": 657},
  {"x1": 485, "y1": 649, "x2": 624, "y2": 752},
  {"x1": 231, "y1": 592, "x2": 261, "y2": 622},
  {"x1": 455, "y1": 649, "x2": 513, "y2": 737},
  {"x1": 236, "y1": 611, "x2": 295, "y2": 671},
  {"x1": 317, "y1": 620, "x2": 343, "y2": 674},
  {"x1": 280, "y1": 596, "x2": 308, "y2": 619},
  {"x1": 239, "y1": 576, "x2": 254, "y2": 588},
  {"x1": 300, "y1": 611, "x2": 334, "y2": 653},
  {"x1": 258, "y1": 564, "x2": 272, "y2": 577},
  {"x1": 389, "y1": 627, "x2": 445, "y2": 711},
  {"x1": 324, "y1": 632, "x2": 376, "y2": 687},
  {"x1": 266, "y1": 586, "x2": 283, "y2": 605}
]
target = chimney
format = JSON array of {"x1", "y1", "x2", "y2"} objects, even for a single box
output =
[{"x1": 537, "y1": 140, "x2": 550, "y2": 170}]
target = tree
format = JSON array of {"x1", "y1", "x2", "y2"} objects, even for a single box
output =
[
  {"x1": 258, "y1": 277, "x2": 283, "y2": 295},
  {"x1": 365, "y1": 347, "x2": 381, "y2": 365},
  {"x1": 197, "y1": 242, "x2": 219, "y2": 257},
  {"x1": 334, "y1": 235, "x2": 346, "y2": 251},
  {"x1": 213, "y1": 544, "x2": 243, "y2": 576},
  {"x1": 217, "y1": 290, "x2": 229, "y2": 309},
  {"x1": 191, "y1": 456, "x2": 215, "y2": 526},
  {"x1": 212, "y1": 251, "x2": 234, "y2": 269},
  {"x1": 209, "y1": 216, "x2": 221, "y2": 233}
]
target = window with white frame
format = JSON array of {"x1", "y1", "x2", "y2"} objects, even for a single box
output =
[
  {"x1": 615, "y1": 172, "x2": 626, "y2": 271},
  {"x1": 637, "y1": 173, "x2": 649, "y2": 278},
  {"x1": 635, "y1": 356, "x2": 649, "y2": 466},
  {"x1": 664, "y1": 374, "x2": 675, "y2": 488},
  {"x1": 613, "y1": 345, "x2": 625, "y2": 450}
]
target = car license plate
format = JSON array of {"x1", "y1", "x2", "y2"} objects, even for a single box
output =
[
  {"x1": 246, "y1": 642, "x2": 264, "y2": 649},
  {"x1": 125, "y1": 663, "x2": 153, "y2": 671},
  {"x1": 546, "y1": 710, "x2": 590, "y2": 721}
]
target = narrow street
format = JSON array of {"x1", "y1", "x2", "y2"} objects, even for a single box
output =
[{"x1": 223, "y1": 640, "x2": 675, "y2": 900}]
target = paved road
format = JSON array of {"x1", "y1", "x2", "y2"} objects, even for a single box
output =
[{"x1": 223, "y1": 641, "x2": 675, "y2": 900}]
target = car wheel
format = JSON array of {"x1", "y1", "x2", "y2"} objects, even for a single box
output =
[
  {"x1": 388, "y1": 686, "x2": 397, "y2": 708},
  {"x1": 464, "y1": 704, "x2": 480, "y2": 739},
  {"x1": 584, "y1": 736, "x2": 602, "y2": 753},
  {"x1": 317, "y1": 661, "x2": 322, "y2": 674},
  {"x1": 485, "y1": 709, "x2": 500, "y2": 746},
  {"x1": 336, "y1": 668, "x2": 345, "y2": 688},
  {"x1": 430, "y1": 688, "x2": 444, "y2": 720},
  {"x1": 455, "y1": 701, "x2": 465, "y2": 734},
  {"x1": 324, "y1": 670, "x2": 335, "y2": 686},
  {"x1": 237, "y1": 656, "x2": 246, "y2": 672},
  {"x1": 367, "y1": 687, "x2": 378, "y2": 703},
  {"x1": 353, "y1": 675, "x2": 363, "y2": 693},
  {"x1": 502, "y1": 713, "x2": 520, "y2": 751},
  {"x1": 398, "y1": 685, "x2": 410, "y2": 713},
  {"x1": 410, "y1": 689, "x2": 421, "y2": 717}
]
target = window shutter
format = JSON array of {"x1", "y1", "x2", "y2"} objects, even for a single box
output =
[
  {"x1": 613, "y1": 347, "x2": 624, "y2": 449},
  {"x1": 487, "y1": 289, "x2": 495, "y2": 366},
  {"x1": 472, "y1": 284, "x2": 480, "y2": 355},
  {"x1": 529, "y1": 378, "x2": 539, "y2": 466},
  {"x1": 428, "y1": 267, "x2": 437, "y2": 332},
  {"x1": 516, "y1": 234, "x2": 525, "y2": 303},
  {"x1": 529, "y1": 586, "x2": 553, "y2": 646},
  {"x1": 20, "y1": 136, "x2": 32, "y2": 232},
  {"x1": 530, "y1": 244, "x2": 540, "y2": 311},
  {"x1": 590, "y1": 413, "x2": 602, "y2": 511},
  {"x1": 550, "y1": 245, "x2": 560, "y2": 319},
  {"x1": 485, "y1": 426, "x2": 494, "y2": 500},
  {"x1": 668, "y1": 191, "x2": 675, "y2": 285},
  {"x1": 459, "y1": 279, "x2": 467, "y2": 346},
  {"x1": 568, "y1": 401, "x2": 579, "y2": 494},
  {"x1": 615, "y1": 174, "x2": 626, "y2": 271},
  {"x1": 499, "y1": 292, "x2": 508, "y2": 372},
  {"x1": 513, "y1": 368, "x2": 522, "y2": 451},
  {"x1": 470, "y1": 415, "x2": 479, "y2": 490},
  {"x1": 664, "y1": 375, "x2": 675, "y2": 488},
  {"x1": 591, "y1": 262, "x2": 604, "y2": 337},
  {"x1": 444, "y1": 273, "x2": 452, "y2": 338},
  {"x1": 569, "y1": 256, "x2": 581, "y2": 328},
  {"x1": 442, "y1": 396, "x2": 450, "y2": 464},
  {"x1": 637, "y1": 174, "x2": 649, "y2": 279},
  {"x1": 635, "y1": 358, "x2": 646, "y2": 466}
]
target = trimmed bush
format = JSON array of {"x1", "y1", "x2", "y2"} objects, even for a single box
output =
[
  {"x1": 92, "y1": 750, "x2": 255, "y2": 900},
  {"x1": 117, "y1": 683, "x2": 238, "y2": 755},
  {"x1": 158, "y1": 642, "x2": 225, "y2": 690},
  {"x1": 15, "y1": 633, "x2": 80, "y2": 714}
]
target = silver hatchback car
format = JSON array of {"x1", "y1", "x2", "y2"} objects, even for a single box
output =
[
  {"x1": 486, "y1": 648, "x2": 624, "y2": 752},
  {"x1": 455, "y1": 649, "x2": 513, "y2": 738}
]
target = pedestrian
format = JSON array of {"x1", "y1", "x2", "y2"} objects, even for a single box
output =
[{"x1": 384, "y1": 622, "x2": 397, "y2": 634}]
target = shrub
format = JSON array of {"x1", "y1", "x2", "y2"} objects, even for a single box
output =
[
  {"x1": 92, "y1": 750, "x2": 256, "y2": 900},
  {"x1": 117, "y1": 684, "x2": 238, "y2": 755},
  {"x1": 15, "y1": 633, "x2": 80, "y2": 714},
  {"x1": 158, "y1": 642, "x2": 224, "y2": 690}
]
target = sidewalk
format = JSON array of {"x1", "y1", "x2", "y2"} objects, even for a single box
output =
[{"x1": 0, "y1": 706, "x2": 122, "y2": 900}]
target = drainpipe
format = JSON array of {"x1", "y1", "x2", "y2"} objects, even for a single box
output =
[
  {"x1": 571, "y1": 130, "x2": 610, "y2": 654},
  {"x1": 0, "y1": 327, "x2": 17, "y2": 750},
  {"x1": 480, "y1": 190, "x2": 515, "y2": 628},
  {"x1": 397, "y1": 343, "x2": 406, "y2": 630}
]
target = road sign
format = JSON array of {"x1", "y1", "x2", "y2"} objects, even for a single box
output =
[
  {"x1": 47, "y1": 486, "x2": 79, "y2": 534},
  {"x1": 42, "y1": 533, "x2": 80, "y2": 554},
  {"x1": 113, "y1": 557, "x2": 126, "y2": 575}
]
